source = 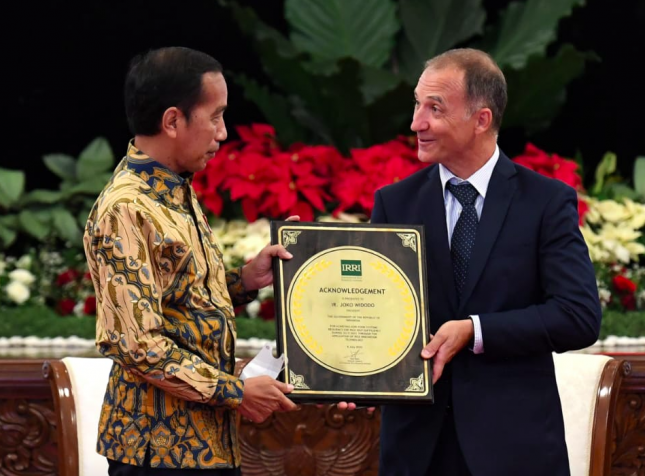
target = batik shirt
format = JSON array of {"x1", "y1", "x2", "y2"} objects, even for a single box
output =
[{"x1": 83, "y1": 142, "x2": 256, "y2": 469}]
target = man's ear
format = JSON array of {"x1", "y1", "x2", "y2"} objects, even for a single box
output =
[
  {"x1": 161, "y1": 107, "x2": 182, "y2": 138},
  {"x1": 474, "y1": 108, "x2": 493, "y2": 135}
]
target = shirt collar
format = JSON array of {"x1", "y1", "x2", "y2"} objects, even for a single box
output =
[
  {"x1": 125, "y1": 140, "x2": 192, "y2": 207},
  {"x1": 439, "y1": 144, "x2": 500, "y2": 199}
]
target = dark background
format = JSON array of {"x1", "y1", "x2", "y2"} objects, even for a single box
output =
[{"x1": 4, "y1": 0, "x2": 644, "y2": 191}]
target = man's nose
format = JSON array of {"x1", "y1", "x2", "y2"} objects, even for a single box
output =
[{"x1": 411, "y1": 112, "x2": 428, "y2": 132}]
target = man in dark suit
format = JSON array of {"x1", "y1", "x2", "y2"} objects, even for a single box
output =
[{"x1": 372, "y1": 48, "x2": 601, "y2": 476}]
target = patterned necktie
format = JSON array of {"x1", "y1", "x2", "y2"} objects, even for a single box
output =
[{"x1": 446, "y1": 182, "x2": 479, "y2": 299}]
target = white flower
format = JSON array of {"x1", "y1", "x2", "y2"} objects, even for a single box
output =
[
  {"x1": 258, "y1": 285, "x2": 274, "y2": 301},
  {"x1": 8, "y1": 269, "x2": 36, "y2": 285},
  {"x1": 232, "y1": 235, "x2": 268, "y2": 262},
  {"x1": 245, "y1": 218, "x2": 271, "y2": 237},
  {"x1": 598, "y1": 288, "x2": 611, "y2": 304},
  {"x1": 625, "y1": 242, "x2": 645, "y2": 260},
  {"x1": 594, "y1": 199, "x2": 630, "y2": 223},
  {"x1": 73, "y1": 301, "x2": 85, "y2": 317},
  {"x1": 6, "y1": 281, "x2": 30, "y2": 304},
  {"x1": 15, "y1": 255, "x2": 32, "y2": 270},
  {"x1": 246, "y1": 300, "x2": 260, "y2": 318}
]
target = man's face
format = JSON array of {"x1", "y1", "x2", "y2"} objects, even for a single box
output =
[
  {"x1": 411, "y1": 67, "x2": 478, "y2": 165},
  {"x1": 175, "y1": 72, "x2": 228, "y2": 174}
]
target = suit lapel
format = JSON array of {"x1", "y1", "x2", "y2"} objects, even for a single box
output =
[
  {"x1": 422, "y1": 166, "x2": 458, "y2": 315},
  {"x1": 458, "y1": 153, "x2": 517, "y2": 313}
]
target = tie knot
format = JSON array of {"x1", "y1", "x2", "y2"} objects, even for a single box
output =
[{"x1": 447, "y1": 182, "x2": 478, "y2": 206}]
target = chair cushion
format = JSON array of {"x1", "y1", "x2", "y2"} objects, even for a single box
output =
[
  {"x1": 553, "y1": 352, "x2": 612, "y2": 476},
  {"x1": 62, "y1": 357, "x2": 113, "y2": 475}
]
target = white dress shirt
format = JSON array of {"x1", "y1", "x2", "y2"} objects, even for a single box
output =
[{"x1": 438, "y1": 145, "x2": 500, "y2": 354}]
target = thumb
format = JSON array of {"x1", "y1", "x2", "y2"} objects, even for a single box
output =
[{"x1": 421, "y1": 335, "x2": 444, "y2": 359}]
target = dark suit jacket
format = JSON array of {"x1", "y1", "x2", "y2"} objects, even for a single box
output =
[{"x1": 372, "y1": 152, "x2": 601, "y2": 476}]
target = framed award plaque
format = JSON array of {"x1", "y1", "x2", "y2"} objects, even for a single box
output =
[{"x1": 270, "y1": 221, "x2": 433, "y2": 404}]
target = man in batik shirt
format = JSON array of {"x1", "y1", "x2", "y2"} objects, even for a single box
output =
[{"x1": 83, "y1": 46, "x2": 297, "y2": 476}]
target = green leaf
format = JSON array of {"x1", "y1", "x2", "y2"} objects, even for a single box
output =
[
  {"x1": 503, "y1": 45, "x2": 592, "y2": 132},
  {"x1": 232, "y1": 74, "x2": 308, "y2": 146},
  {"x1": 0, "y1": 222, "x2": 17, "y2": 248},
  {"x1": 77, "y1": 137, "x2": 114, "y2": 181},
  {"x1": 294, "y1": 59, "x2": 371, "y2": 152},
  {"x1": 285, "y1": 0, "x2": 399, "y2": 68},
  {"x1": 227, "y1": 4, "x2": 329, "y2": 138},
  {"x1": 18, "y1": 209, "x2": 51, "y2": 240},
  {"x1": 226, "y1": 2, "x2": 299, "y2": 59},
  {"x1": 481, "y1": 0, "x2": 585, "y2": 69},
  {"x1": 20, "y1": 189, "x2": 64, "y2": 205},
  {"x1": 605, "y1": 183, "x2": 638, "y2": 201},
  {"x1": 67, "y1": 176, "x2": 110, "y2": 195},
  {"x1": 78, "y1": 209, "x2": 91, "y2": 228},
  {"x1": 360, "y1": 66, "x2": 402, "y2": 105},
  {"x1": 52, "y1": 207, "x2": 82, "y2": 244},
  {"x1": 0, "y1": 214, "x2": 18, "y2": 228},
  {"x1": 43, "y1": 154, "x2": 77, "y2": 181},
  {"x1": 0, "y1": 167, "x2": 25, "y2": 208},
  {"x1": 633, "y1": 157, "x2": 645, "y2": 197},
  {"x1": 397, "y1": 0, "x2": 486, "y2": 83},
  {"x1": 592, "y1": 152, "x2": 617, "y2": 196},
  {"x1": 366, "y1": 81, "x2": 415, "y2": 145},
  {"x1": 0, "y1": 215, "x2": 18, "y2": 249}
]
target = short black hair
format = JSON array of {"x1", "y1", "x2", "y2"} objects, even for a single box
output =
[
  {"x1": 124, "y1": 46, "x2": 223, "y2": 136},
  {"x1": 425, "y1": 48, "x2": 507, "y2": 132}
]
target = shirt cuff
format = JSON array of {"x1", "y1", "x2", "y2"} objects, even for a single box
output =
[
  {"x1": 226, "y1": 267, "x2": 259, "y2": 306},
  {"x1": 470, "y1": 315, "x2": 484, "y2": 354},
  {"x1": 207, "y1": 373, "x2": 245, "y2": 409}
]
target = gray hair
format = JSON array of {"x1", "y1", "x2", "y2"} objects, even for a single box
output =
[{"x1": 425, "y1": 48, "x2": 507, "y2": 132}]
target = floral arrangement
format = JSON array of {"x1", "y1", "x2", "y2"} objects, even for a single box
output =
[
  {"x1": 512, "y1": 143, "x2": 645, "y2": 312},
  {"x1": 1, "y1": 247, "x2": 95, "y2": 316},
  {"x1": 3, "y1": 131, "x2": 645, "y2": 325},
  {"x1": 0, "y1": 254, "x2": 37, "y2": 306},
  {"x1": 193, "y1": 124, "x2": 426, "y2": 222}
]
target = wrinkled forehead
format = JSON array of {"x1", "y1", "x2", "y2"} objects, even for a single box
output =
[{"x1": 415, "y1": 66, "x2": 466, "y2": 101}]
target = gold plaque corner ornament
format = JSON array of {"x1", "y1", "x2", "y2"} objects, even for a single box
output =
[
  {"x1": 397, "y1": 233, "x2": 417, "y2": 252},
  {"x1": 282, "y1": 230, "x2": 302, "y2": 248},
  {"x1": 289, "y1": 369, "x2": 310, "y2": 389},
  {"x1": 405, "y1": 374, "x2": 425, "y2": 392}
]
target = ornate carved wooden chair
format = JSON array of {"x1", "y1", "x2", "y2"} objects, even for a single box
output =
[
  {"x1": 553, "y1": 352, "x2": 622, "y2": 476},
  {"x1": 43, "y1": 357, "x2": 113, "y2": 476}
]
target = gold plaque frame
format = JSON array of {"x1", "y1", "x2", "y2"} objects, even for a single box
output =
[{"x1": 271, "y1": 221, "x2": 433, "y2": 404}]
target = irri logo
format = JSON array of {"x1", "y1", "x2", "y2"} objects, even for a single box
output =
[{"x1": 341, "y1": 260, "x2": 362, "y2": 276}]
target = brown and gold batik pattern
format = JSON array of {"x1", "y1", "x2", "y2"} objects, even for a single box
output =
[{"x1": 83, "y1": 142, "x2": 257, "y2": 469}]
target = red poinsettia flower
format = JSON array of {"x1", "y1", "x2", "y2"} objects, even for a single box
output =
[
  {"x1": 237, "y1": 124, "x2": 279, "y2": 154},
  {"x1": 192, "y1": 125, "x2": 426, "y2": 222},
  {"x1": 57, "y1": 298, "x2": 76, "y2": 316},
  {"x1": 56, "y1": 269, "x2": 80, "y2": 287},
  {"x1": 613, "y1": 275, "x2": 637, "y2": 294},
  {"x1": 621, "y1": 294, "x2": 636, "y2": 311},
  {"x1": 193, "y1": 142, "x2": 239, "y2": 216},
  {"x1": 224, "y1": 153, "x2": 272, "y2": 200},
  {"x1": 83, "y1": 296, "x2": 97, "y2": 315},
  {"x1": 260, "y1": 152, "x2": 332, "y2": 221},
  {"x1": 332, "y1": 137, "x2": 426, "y2": 216},
  {"x1": 259, "y1": 298, "x2": 275, "y2": 321},
  {"x1": 512, "y1": 143, "x2": 583, "y2": 191}
]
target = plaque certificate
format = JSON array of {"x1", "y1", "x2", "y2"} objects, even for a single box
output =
[{"x1": 270, "y1": 221, "x2": 433, "y2": 404}]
